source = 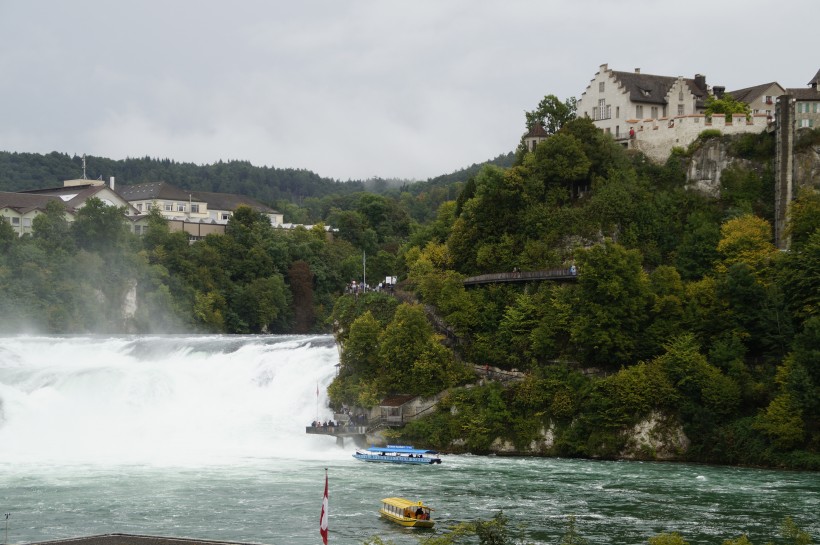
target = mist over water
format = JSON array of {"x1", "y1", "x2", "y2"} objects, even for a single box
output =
[
  {"x1": 1, "y1": 335, "x2": 818, "y2": 545},
  {"x1": 0, "y1": 335, "x2": 342, "y2": 466}
]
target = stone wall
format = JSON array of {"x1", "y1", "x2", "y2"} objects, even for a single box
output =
[{"x1": 630, "y1": 113, "x2": 770, "y2": 163}]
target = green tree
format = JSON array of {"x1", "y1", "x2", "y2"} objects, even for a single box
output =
[
  {"x1": 288, "y1": 260, "x2": 315, "y2": 333},
  {"x1": 0, "y1": 216, "x2": 17, "y2": 252},
  {"x1": 787, "y1": 187, "x2": 820, "y2": 250},
  {"x1": 716, "y1": 214, "x2": 778, "y2": 276},
  {"x1": 705, "y1": 93, "x2": 751, "y2": 121},
  {"x1": 71, "y1": 197, "x2": 131, "y2": 253},
  {"x1": 341, "y1": 311, "x2": 382, "y2": 378},
  {"x1": 378, "y1": 303, "x2": 436, "y2": 392},
  {"x1": 526, "y1": 132, "x2": 591, "y2": 199},
  {"x1": 571, "y1": 241, "x2": 651, "y2": 367},
  {"x1": 32, "y1": 199, "x2": 74, "y2": 254},
  {"x1": 524, "y1": 94, "x2": 578, "y2": 136}
]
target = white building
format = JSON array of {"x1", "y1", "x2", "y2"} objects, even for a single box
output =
[{"x1": 577, "y1": 63, "x2": 711, "y2": 141}]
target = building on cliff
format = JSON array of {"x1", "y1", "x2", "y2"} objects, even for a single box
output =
[{"x1": 576, "y1": 63, "x2": 711, "y2": 142}]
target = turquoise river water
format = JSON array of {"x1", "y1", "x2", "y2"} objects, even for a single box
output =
[{"x1": 0, "y1": 335, "x2": 817, "y2": 545}]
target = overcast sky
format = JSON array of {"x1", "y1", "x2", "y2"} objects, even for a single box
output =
[{"x1": 1, "y1": 1, "x2": 816, "y2": 182}]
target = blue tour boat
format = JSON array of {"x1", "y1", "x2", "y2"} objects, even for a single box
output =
[{"x1": 353, "y1": 444, "x2": 442, "y2": 464}]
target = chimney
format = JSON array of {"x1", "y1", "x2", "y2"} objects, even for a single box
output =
[
  {"x1": 600, "y1": 63, "x2": 608, "y2": 72},
  {"x1": 694, "y1": 74, "x2": 706, "y2": 89},
  {"x1": 109, "y1": 176, "x2": 115, "y2": 190},
  {"x1": 713, "y1": 86, "x2": 725, "y2": 99},
  {"x1": 634, "y1": 68, "x2": 640, "y2": 74}
]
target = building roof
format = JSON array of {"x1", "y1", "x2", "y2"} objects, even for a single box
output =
[
  {"x1": 786, "y1": 69, "x2": 820, "y2": 100},
  {"x1": 0, "y1": 191, "x2": 65, "y2": 214},
  {"x1": 609, "y1": 70, "x2": 710, "y2": 107},
  {"x1": 726, "y1": 82, "x2": 782, "y2": 104},
  {"x1": 808, "y1": 68, "x2": 820, "y2": 87},
  {"x1": 20, "y1": 183, "x2": 137, "y2": 214},
  {"x1": 786, "y1": 87, "x2": 820, "y2": 100},
  {"x1": 191, "y1": 190, "x2": 277, "y2": 214},
  {"x1": 116, "y1": 181, "x2": 197, "y2": 202},
  {"x1": 524, "y1": 123, "x2": 549, "y2": 138},
  {"x1": 117, "y1": 182, "x2": 279, "y2": 215}
]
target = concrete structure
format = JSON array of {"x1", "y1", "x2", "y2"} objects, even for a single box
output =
[
  {"x1": 577, "y1": 64, "x2": 710, "y2": 141},
  {"x1": 116, "y1": 182, "x2": 284, "y2": 231},
  {"x1": 787, "y1": 68, "x2": 820, "y2": 130},
  {"x1": 774, "y1": 95, "x2": 795, "y2": 250}
]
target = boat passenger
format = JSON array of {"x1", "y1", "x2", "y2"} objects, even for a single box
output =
[{"x1": 416, "y1": 507, "x2": 423, "y2": 519}]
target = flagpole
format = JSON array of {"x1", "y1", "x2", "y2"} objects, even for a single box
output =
[{"x1": 316, "y1": 382, "x2": 319, "y2": 423}]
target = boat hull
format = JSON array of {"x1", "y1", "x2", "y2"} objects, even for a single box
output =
[
  {"x1": 379, "y1": 510, "x2": 435, "y2": 528},
  {"x1": 353, "y1": 453, "x2": 441, "y2": 464}
]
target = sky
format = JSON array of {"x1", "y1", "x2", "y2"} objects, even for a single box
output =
[{"x1": 0, "y1": 0, "x2": 817, "y2": 182}]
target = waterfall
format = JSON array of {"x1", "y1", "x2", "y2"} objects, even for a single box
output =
[{"x1": 0, "y1": 335, "x2": 341, "y2": 466}]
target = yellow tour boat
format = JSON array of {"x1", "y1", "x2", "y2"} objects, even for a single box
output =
[{"x1": 379, "y1": 497, "x2": 435, "y2": 528}]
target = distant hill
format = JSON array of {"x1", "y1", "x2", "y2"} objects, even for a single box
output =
[{"x1": 0, "y1": 149, "x2": 514, "y2": 210}]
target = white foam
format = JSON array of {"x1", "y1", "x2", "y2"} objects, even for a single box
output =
[{"x1": 0, "y1": 335, "x2": 345, "y2": 467}]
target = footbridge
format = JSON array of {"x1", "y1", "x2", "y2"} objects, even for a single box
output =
[{"x1": 463, "y1": 267, "x2": 578, "y2": 287}]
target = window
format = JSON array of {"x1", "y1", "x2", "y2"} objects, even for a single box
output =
[
  {"x1": 813, "y1": 103, "x2": 818, "y2": 113},
  {"x1": 23, "y1": 218, "x2": 31, "y2": 227},
  {"x1": 221, "y1": 213, "x2": 230, "y2": 221},
  {"x1": 616, "y1": 106, "x2": 620, "y2": 118},
  {"x1": 800, "y1": 119, "x2": 813, "y2": 128},
  {"x1": 191, "y1": 204, "x2": 200, "y2": 213},
  {"x1": 599, "y1": 82, "x2": 605, "y2": 92},
  {"x1": 177, "y1": 204, "x2": 186, "y2": 212},
  {"x1": 679, "y1": 90, "x2": 684, "y2": 101},
  {"x1": 651, "y1": 106, "x2": 658, "y2": 118},
  {"x1": 146, "y1": 203, "x2": 152, "y2": 211},
  {"x1": 136, "y1": 203, "x2": 143, "y2": 211},
  {"x1": 164, "y1": 203, "x2": 173, "y2": 211},
  {"x1": 636, "y1": 105, "x2": 643, "y2": 118},
  {"x1": 134, "y1": 225, "x2": 141, "y2": 235},
  {"x1": 765, "y1": 96, "x2": 772, "y2": 105},
  {"x1": 11, "y1": 217, "x2": 19, "y2": 225},
  {"x1": 615, "y1": 126, "x2": 620, "y2": 137},
  {"x1": 678, "y1": 104, "x2": 684, "y2": 115}
]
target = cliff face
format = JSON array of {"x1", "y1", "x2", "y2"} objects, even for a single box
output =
[
  {"x1": 684, "y1": 135, "x2": 820, "y2": 196},
  {"x1": 684, "y1": 138, "x2": 759, "y2": 197},
  {"x1": 483, "y1": 412, "x2": 690, "y2": 461},
  {"x1": 794, "y1": 142, "x2": 820, "y2": 190}
]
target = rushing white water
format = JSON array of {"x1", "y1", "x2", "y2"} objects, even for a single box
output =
[
  {"x1": 1, "y1": 335, "x2": 818, "y2": 545},
  {"x1": 0, "y1": 335, "x2": 343, "y2": 466}
]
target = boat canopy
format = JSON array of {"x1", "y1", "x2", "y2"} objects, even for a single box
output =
[
  {"x1": 365, "y1": 445, "x2": 439, "y2": 455},
  {"x1": 381, "y1": 497, "x2": 434, "y2": 511}
]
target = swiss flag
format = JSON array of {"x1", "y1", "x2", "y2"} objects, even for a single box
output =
[{"x1": 319, "y1": 471, "x2": 329, "y2": 544}]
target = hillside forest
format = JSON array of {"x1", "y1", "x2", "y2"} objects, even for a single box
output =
[{"x1": 1, "y1": 99, "x2": 818, "y2": 469}]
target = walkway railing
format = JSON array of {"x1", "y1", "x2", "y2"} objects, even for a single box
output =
[{"x1": 463, "y1": 268, "x2": 577, "y2": 286}]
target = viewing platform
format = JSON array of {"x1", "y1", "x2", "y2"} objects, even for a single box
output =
[{"x1": 306, "y1": 422, "x2": 368, "y2": 448}]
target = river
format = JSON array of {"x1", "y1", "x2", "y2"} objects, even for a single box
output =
[{"x1": 0, "y1": 335, "x2": 817, "y2": 545}]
